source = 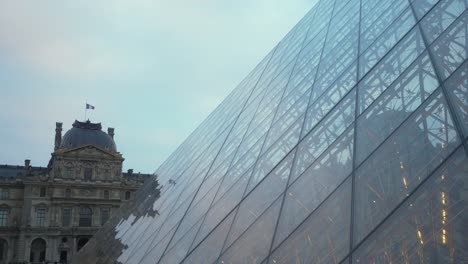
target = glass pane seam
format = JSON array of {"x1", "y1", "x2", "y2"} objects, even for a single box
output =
[
  {"x1": 359, "y1": 5, "x2": 412, "y2": 56},
  {"x1": 217, "y1": 195, "x2": 284, "y2": 263},
  {"x1": 356, "y1": 49, "x2": 431, "y2": 120},
  {"x1": 349, "y1": 0, "x2": 363, "y2": 262},
  {"x1": 224, "y1": 3, "x2": 335, "y2": 258},
  {"x1": 268, "y1": 173, "x2": 353, "y2": 260},
  {"x1": 406, "y1": 0, "x2": 468, "y2": 158},
  {"x1": 155, "y1": 43, "x2": 283, "y2": 263},
  {"x1": 349, "y1": 143, "x2": 463, "y2": 254},
  {"x1": 354, "y1": 86, "x2": 441, "y2": 170},
  {"x1": 266, "y1": 0, "x2": 340, "y2": 262},
  {"x1": 245, "y1": 12, "x2": 319, "y2": 199}
]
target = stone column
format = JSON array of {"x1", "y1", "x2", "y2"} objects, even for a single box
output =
[{"x1": 55, "y1": 122, "x2": 63, "y2": 150}]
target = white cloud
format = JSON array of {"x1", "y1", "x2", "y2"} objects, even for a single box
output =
[{"x1": 0, "y1": 1, "x2": 127, "y2": 79}]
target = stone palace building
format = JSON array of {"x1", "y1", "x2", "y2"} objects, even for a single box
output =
[{"x1": 0, "y1": 120, "x2": 152, "y2": 263}]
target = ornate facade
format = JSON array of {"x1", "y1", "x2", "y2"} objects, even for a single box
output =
[{"x1": 0, "y1": 120, "x2": 152, "y2": 264}]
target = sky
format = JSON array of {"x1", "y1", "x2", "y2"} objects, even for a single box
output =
[{"x1": 0, "y1": 0, "x2": 317, "y2": 173}]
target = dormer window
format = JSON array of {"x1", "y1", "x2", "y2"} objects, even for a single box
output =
[{"x1": 84, "y1": 168, "x2": 93, "y2": 181}]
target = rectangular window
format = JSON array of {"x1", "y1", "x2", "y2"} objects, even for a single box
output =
[
  {"x1": 0, "y1": 209, "x2": 8, "y2": 226},
  {"x1": 0, "y1": 189, "x2": 9, "y2": 200},
  {"x1": 84, "y1": 168, "x2": 93, "y2": 181},
  {"x1": 101, "y1": 208, "x2": 110, "y2": 226},
  {"x1": 40, "y1": 187, "x2": 46, "y2": 197},
  {"x1": 79, "y1": 207, "x2": 92, "y2": 227},
  {"x1": 64, "y1": 167, "x2": 73, "y2": 178},
  {"x1": 62, "y1": 208, "x2": 71, "y2": 227},
  {"x1": 103, "y1": 190, "x2": 110, "y2": 200},
  {"x1": 36, "y1": 208, "x2": 46, "y2": 226}
]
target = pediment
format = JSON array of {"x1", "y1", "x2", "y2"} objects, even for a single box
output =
[{"x1": 60, "y1": 145, "x2": 121, "y2": 159}]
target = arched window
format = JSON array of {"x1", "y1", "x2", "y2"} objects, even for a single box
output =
[
  {"x1": 0, "y1": 238, "x2": 7, "y2": 262},
  {"x1": 30, "y1": 238, "x2": 46, "y2": 263},
  {"x1": 103, "y1": 190, "x2": 110, "y2": 200},
  {"x1": 79, "y1": 207, "x2": 92, "y2": 227},
  {"x1": 125, "y1": 191, "x2": 131, "y2": 200}
]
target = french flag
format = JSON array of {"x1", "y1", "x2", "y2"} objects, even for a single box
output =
[{"x1": 86, "y1": 103, "x2": 95, "y2": 110}]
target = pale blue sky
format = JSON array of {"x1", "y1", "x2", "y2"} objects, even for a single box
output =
[{"x1": 0, "y1": 0, "x2": 317, "y2": 173}]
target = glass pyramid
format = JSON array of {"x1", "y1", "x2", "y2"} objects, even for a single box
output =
[{"x1": 74, "y1": 0, "x2": 468, "y2": 263}]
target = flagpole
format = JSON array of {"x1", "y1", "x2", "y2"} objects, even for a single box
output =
[{"x1": 85, "y1": 100, "x2": 87, "y2": 121}]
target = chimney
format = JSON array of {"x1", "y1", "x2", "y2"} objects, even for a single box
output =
[
  {"x1": 55, "y1": 122, "x2": 63, "y2": 150},
  {"x1": 108, "y1": 127, "x2": 115, "y2": 139},
  {"x1": 25, "y1": 159, "x2": 31, "y2": 169}
]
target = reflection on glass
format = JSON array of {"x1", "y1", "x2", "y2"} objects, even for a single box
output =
[
  {"x1": 353, "y1": 147, "x2": 468, "y2": 264},
  {"x1": 355, "y1": 52, "x2": 439, "y2": 165},
  {"x1": 354, "y1": 90, "x2": 461, "y2": 245},
  {"x1": 219, "y1": 197, "x2": 282, "y2": 264},
  {"x1": 270, "y1": 177, "x2": 351, "y2": 264},
  {"x1": 430, "y1": 11, "x2": 467, "y2": 79},
  {"x1": 444, "y1": 60, "x2": 468, "y2": 138},
  {"x1": 275, "y1": 128, "x2": 354, "y2": 247},
  {"x1": 72, "y1": 0, "x2": 468, "y2": 263}
]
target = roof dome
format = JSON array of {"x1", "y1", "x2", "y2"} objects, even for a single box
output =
[{"x1": 61, "y1": 120, "x2": 117, "y2": 152}]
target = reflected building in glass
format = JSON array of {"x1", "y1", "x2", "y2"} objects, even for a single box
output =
[{"x1": 73, "y1": 0, "x2": 468, "y2": 263}]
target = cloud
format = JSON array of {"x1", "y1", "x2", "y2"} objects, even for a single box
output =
[{"x1": 0, "y1": 1, "x2": 127, "y2": 79}]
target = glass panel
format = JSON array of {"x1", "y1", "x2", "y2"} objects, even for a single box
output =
[
  {"x1": 219, "y1": 197, "x2": 282, "y2": 264},
  {"x1": 293, "y1": 89, "x2": 356, "y2": 180},
  {"x1": 430, "y1": 11, "x2": 468, "y2": 79},
  {"x1": 358, "y1": 27, "x2": 426, "y2": 114},
  {"x1": 354, "y1": 90, "x2": 461, "y2": 245},
  {"x1": 360, "y1": 8, "x2": 416, "y2": 77},
  {"x1": 353, "y1": 147, "x2": 468, "y2": 264},
  {"x1": 411, "y1": 0, "x2": 439, "y2": 20},
  {"x1": 420, "y1": 0, "x2": 468, "y2": 44},
  {"x1": 159, "y1": 218, "x2": 203, "y2": 264},
  {"x1": 360, "y1": 0, "x2": 409, "y2": 52},
  {"x1": 304, "y1": 64, "x2": 357, "y2": 135},
  {"x1": 184, "y1": 212, "x2": 235, "y2": 264},
  {"x1": 221, "y1": 135, "x2": 266, "y2": 198},
  {"x1": 355, "y1": 53, "x2": 440, "y2": 165},
  {"x1": 191, "y1": 171, "x2": 250, "y2": 250},
  {"x1": 225, "y1": 152, "x2": 294, "y2": 249},
  {"x1": 131, "y1": 225, "x2": 177, "y2": 264},
  {"x1": 274, "y1": 128, "x2": 354, "y2": 248},
  {"x1": 249, "y1": 115, "x2": 303, "y2": 191},
  {"x1": 168, "y1": 180, "x2": 221, "y2": 250},
  {"x1": 445, "y1": 60, "x2": 468, "y2": 137},
  {"x1": 270, "y1": 177, "x2": 352, "y2": 264}
]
